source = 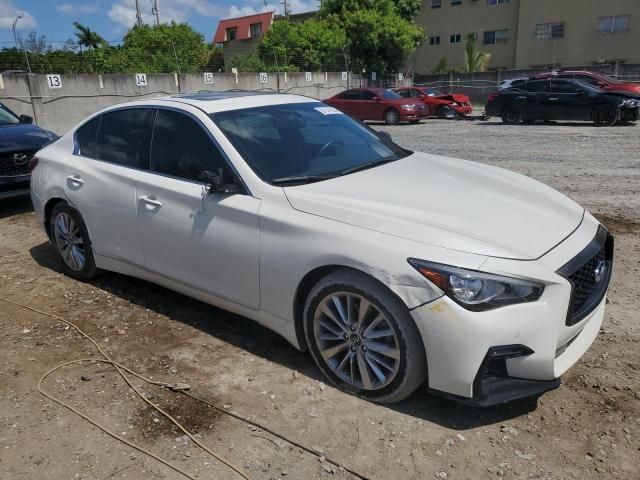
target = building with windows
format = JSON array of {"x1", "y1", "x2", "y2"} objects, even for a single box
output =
[
  {"x1": 410, "y1": 0, "x2": 640, "y2": 73},
  {"x1": 213, "y1": 12, "x2": 274, "y2": 69}
]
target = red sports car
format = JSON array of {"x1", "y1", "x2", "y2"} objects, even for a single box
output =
[
  {"x1": 530, "y1": 70, "x2": 640, "y2": 95},
  {"x1": 324, "y1": 88, "x2": 427, "y2": 125},
  {"x1": 395, "y1": 87, "x2": 473, "y2": 118}
]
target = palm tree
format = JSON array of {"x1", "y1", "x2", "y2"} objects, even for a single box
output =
[
  {"x1": 463, "y1": 34, "x2": 491, "y2": 73},
  {"x1": 73, "y1": 22, "x2": 106, "y2": 51}
]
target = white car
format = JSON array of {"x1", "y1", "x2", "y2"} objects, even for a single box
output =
[{"x1": 30, "y1": 92, "x2": 613, "y2": 406}]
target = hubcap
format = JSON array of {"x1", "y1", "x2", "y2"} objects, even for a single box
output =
[
  {"x1": 313, "y1": 292, "x2": 401, "y2": 390},
  {"x1": 53, "y1": 212, "x2": 86, "y2": 271}
]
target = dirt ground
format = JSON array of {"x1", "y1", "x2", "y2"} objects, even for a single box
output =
[{"x1": 1, "y1": 119, "x2": 639, "y2": 480}]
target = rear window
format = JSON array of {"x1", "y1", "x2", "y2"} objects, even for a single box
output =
[{"x1": 95, "y1": 109, "x2": 152, "y2": 168}]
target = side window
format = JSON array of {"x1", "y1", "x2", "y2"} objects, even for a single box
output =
[
  {"x1": 360, "y1": 90, "x2": 375, "y2": 100},
  {"x1": 526, "y1": 81, "x2": 549, "y2": 93},
  {"x1": 95, "y1": 109, "x2": 152, "y2": 167},
  {"x1": 574, "y1": 74, "x2": 601, "y2": 86},
  {"x1": 410, "y1": 89, "x2": 421, "y2": 98},
  {"x1": 76, "y1": 116, "x2": 100, "y2": 158},
  {"x1": 339, "y1": 91, "x2": 359, "y2": 100},
  {"x1": 150, "y1": 109, "x2": 228, "y2": 182},
  {"x1": 551, "y1": 80, "x2": 580, "y2": 94},
  {"x1": 397, "y1": 90, "x2": 410, "y2": 98}
]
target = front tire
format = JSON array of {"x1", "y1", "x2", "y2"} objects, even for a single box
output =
[
  {"x1": 436, "y1": 105, "x2": 455, "y2": 119},
  {"x1": 303, "y1": 269, "x2": 427, "y2": 403},
  {"x1": 384, "y1": 108, "x2": 400, "y2": 125},
  {"x1": 50, "y1": 202, "x2": 99, "y2": 280},
  {"x1": 501, "y1": 104, "x2": 521, "y2": 124},
  {"x1": 593, "y1": 104, "x2": 619, "y2": 127}
]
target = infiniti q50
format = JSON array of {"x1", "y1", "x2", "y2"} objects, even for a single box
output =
[{"x1": 30, "y1": 91, "x2": 613, "y2": 405}]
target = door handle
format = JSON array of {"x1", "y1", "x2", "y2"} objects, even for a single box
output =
[
  {"x1": 66, "y1": 174, "x2": 84, "y2": 186},
  {"x1": 139, "y1": 195, "x2": 163, "y2": 208},
  {"x1": 548, "y1": 97, "x2": 559, "y2": 101}
]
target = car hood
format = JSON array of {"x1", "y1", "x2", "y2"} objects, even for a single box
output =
[
  {"x1": 0, "y1": 123, "x2": 58, "y2": 153},
  {"x1": 604, "y1": 83, "x2": 640, "y2": 94},
  {"x1": 434, "y1": 93, "x2": 470, "y2": 103},
  {"x1": 284, "y1": 153, "x2": 584, "y2": 260}
]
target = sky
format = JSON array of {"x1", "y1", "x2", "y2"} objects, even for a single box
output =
[{"x1": 0, "y1": 0, "x2": 318, "y2": 47}]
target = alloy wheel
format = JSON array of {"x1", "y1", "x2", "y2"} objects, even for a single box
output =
[
  {"x1": 384, "y1": 109, "x2": 400, "y2": 125},
  {"x1": 313, "y1": 292, "x2": 401, "y2": 390},
  {"x1": 53, "y1": 212, "x2": 86, "y2": 271}
]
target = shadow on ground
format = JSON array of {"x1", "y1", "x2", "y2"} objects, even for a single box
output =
[
  {"x1": 30, "y1": 240, "x2": 539, "y2": 430},
  {"x1": 0, "y1": 194, "x2": 33, "y2": 219}
]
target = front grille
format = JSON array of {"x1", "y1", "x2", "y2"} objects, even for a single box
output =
[
  {"x1": 0, "y1": 150, "x2": 35, "y2": 176},
  {"x1": 558, "y1": 226, "x2": 614, "y2": 326}
]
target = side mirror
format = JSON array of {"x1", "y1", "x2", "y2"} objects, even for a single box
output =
[
  {"x1": 19, "y1": 114, "x2": 33, "y2": 124},
  {"x1": 199, "y1": 169, "x2": 240, "y2": 195},
  {"x1": 378, "y1": 131, "x2": 393, "y2": 143}
]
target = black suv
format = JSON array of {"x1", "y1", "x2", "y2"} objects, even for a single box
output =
[
  {"x1": 485, "y1": 78, "x2": 640, "y2": 127},
  {"x1": 1, "y1": 103, "x2": 58, "y2": 199}
]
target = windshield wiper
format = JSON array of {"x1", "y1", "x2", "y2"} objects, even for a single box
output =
[
  {"x1": 339, "y1": 157, "x2": 398, "y2": 176},
  {"x1": 271, "y1": 174, "x2": 338, "y2": 186}
]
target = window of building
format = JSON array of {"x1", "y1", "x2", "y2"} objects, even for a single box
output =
[
  {"x1": 535, "y1": 22, "x2": 565, "y2": 39},
  {"x1": 226, "y1": 27, "x2": 237, "y2": 41},
  {"x1": 450, "y1": 34, "x2": 461, "y2": 44},
  {"x1": 483, "y1": 29, "x2": 508, "y2": 44},
  {"x1": 430, "y1": 36, "x2": 441, "y2": 45},
  {"x1": 597, "y1": 15, "x2": 630, "y2": 33},
  {"x1": 250, "y1": 23, "x2": 262, "y2": 37},
  {"x1": 430, "y1": 0, "x2": 442, "y2": 9},
  {"x1": 487, "y1": 0, "x2": 509, "y2": 5},
  {"x1": 451, "y1": 0, "x2": 462, "y2": 5},
  {"x1": 150, "y1": 110, "x2": 228, "y2": 182}
]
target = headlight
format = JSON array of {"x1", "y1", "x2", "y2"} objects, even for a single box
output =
[
  {"x1": 401, "y1": 104, "x2": 416, "y2": 110},
  {"x1": 408, "y1": 259, "x2": 544, "y2": 311},
  {"x1": 451, "y1": 102, "x2": 459, "y2": 106}
]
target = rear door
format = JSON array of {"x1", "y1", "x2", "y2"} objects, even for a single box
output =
[
  {"x1": 331, "y1": 90, "x2": 361, "y2": 117},
  {"x1": 136, "y1": 108, "x2": 261, "y2": 308},
  {"x1": 358, "y1": 89, "x2": 385, "y2": 120},
  {"x1": 63, "y1": 108, "x2": 153, "y2": 265},
  {"x1": 524, "y1": 80, "x2": 551, "y2": 119}
]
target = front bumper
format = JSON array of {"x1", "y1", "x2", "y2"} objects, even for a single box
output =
[
  {"x1": 453, "y1": 104, "x2": 473, "y2": 116},
  {"x1": 410, "y1": 214, "x2": 609, "y2": 406}
]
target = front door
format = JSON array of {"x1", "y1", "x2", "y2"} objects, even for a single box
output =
[
  {"x1": 549, "y1": 80, "x2": 592, "y2": 120},
  {"x1": 136, "y1": 108, "x2": 261, "y2": 308}
]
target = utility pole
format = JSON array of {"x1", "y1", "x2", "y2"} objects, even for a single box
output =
[
  {"x1": 151, "y1": 0, "x2": 160, "y2": 25},
  {"x1": 135, "y1": 0, "x2": 143, "y2": 26},
  {"x1": 12, "y1": 16, "x2": 31, "y2": 74},
  {"x1": 281, "y1": 0, "x2": 290, "y2": 16}
]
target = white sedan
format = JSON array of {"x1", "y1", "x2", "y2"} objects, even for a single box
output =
[{"x1": 30, "y1": 92, "x2": 613, "y2": 406}]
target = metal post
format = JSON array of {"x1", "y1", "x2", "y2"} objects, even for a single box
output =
[
  {"x1": 152, "y1": 0, "x2": 160, "y2": 25},
  {"x1": 12, "y1": 16, "x2": 31, "y2": 74},
  {"x1": 170, "y1": 40, "x2": 180, "y2": 74},
  {"x1": 135, "y1": 0, "x2": 143, "y2": 26}
]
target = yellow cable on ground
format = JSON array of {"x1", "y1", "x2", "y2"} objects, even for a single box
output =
[{"x1": 1, "y1": 296, "x2": 249, "y2": 480}]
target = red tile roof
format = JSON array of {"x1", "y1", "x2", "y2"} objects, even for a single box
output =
[{"x1": 213, "y1": 11, "x2": 274, "y2": 43}]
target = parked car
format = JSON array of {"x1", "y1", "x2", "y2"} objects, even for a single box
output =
[
  {"x1": 32, "y1": 92, "x2": 612, "y2": 406},
  {"x1": 324, "y1": 88, "x2": 426, "y2": 125},
  {"x1": 1, "y1": 103, "x2": 58, "y2": 199},
  {"x1": 395, "y1": 86, "x2": 473, "y2": 118},
  {"x1": 531, "y1": 70, "x2": 640, "y2": 95},
  {"x1": 497, "y1": 78, "x2": 527, "y2": 91},
  {"x1": 485, "y1": 78, "x2": 640, "y2": 126}
]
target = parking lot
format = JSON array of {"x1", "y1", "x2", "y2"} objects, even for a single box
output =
[{"x1": 1, "y1": 118, "x2": 639, "y2": 480}]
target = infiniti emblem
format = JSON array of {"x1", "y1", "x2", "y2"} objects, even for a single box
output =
[
  {"x1": 12, "y1": 153, "x2": 28, "y2": 165},
  {"x1": 594, "y1": 260, "x2": 607, "y2": 283}
]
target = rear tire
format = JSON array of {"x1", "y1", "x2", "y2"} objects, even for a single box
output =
[
  {"x1": 436, "y1": 105, "x2": 455, "y2": 119},
  {"x1": 501, "y1": 104, "x2": 521, "y2": 124},
  {"x1": 303, "y1": 269, "x2": 427, "y2": 404},
  {"x1": 593, "y1": 104, "x2": 619, "y2": 127},
  {"x1": 384, "y1": 109, "x2": 400, "y2": 125},
  {"x1": 50, "y1": 202, "x2": 100, "y2": 281}
]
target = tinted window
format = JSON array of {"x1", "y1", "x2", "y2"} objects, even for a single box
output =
[
  {"x1": 574, "y1": 74, "x2": 602, "y2": 86},
  {"x1": 526, "y1": 81, "x2": 549, "y2": 93},
  {"x1": 381, "y1": 90, "x2": 402, "y2": 99},
  {"x1": 338, "y1": 90, "x2": 361, "y2": 100},
  {"x1": 96, "y1": 109, "x2": 152, "y2": 167},
  {"x1": 211, "y1": 102, "x2": 408, "y2": 183},
  {"x1": 0, "y1": 104, "x2": 19, "y2": 125},
  {"x1": 396, "y1": 90, "x2": 411, "y2": 98},
  {"x1": 150, "y1": 109, "x2": 228, "y2": 182},
  {"x1": 76, "y1": 116, "x2": 100, "y2": 158},
  {"x1": 551, "y1": 80, "x2": 580, "y2": 94},
  {"x1": 361, "y1": 90, "x2": 375, "y2": 100}
]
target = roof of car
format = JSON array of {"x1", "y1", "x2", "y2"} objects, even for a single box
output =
[{"x1": 137, "y1": 90, "x2": 319, "y2": 113}]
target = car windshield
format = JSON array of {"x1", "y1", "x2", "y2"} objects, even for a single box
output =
[
  {"x1": 381, "y1": 90, "x2": 401, "y2": 99},
  {"x1": 574, "y1": 80, "x2": 602, "y2": 93},
  {"x1": 210, "y1": 102, "x2": 409, "y2": 184},
  {"x1": 421, "y1": 88, "x2": 444, "y2": 97},
  {"x1": 0, "y1": 104, "x2": 20, "y2": 126}
]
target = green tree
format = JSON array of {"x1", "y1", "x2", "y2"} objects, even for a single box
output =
[
  {"x1": 463, "y1": 34, "x2": 491, "y2": 72},
  {"x1": 321, "y1": 0, "x2": 424, "y2": 72},
  {"x1": 73, "y1": 22, "x2": 106, "y2": 51},
  {"x1": 393, "y1": 0, "x2": 424, "y2": 20},
  {"x1": 433, "y1": 56, "x2": 448, "y2": 74}
]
